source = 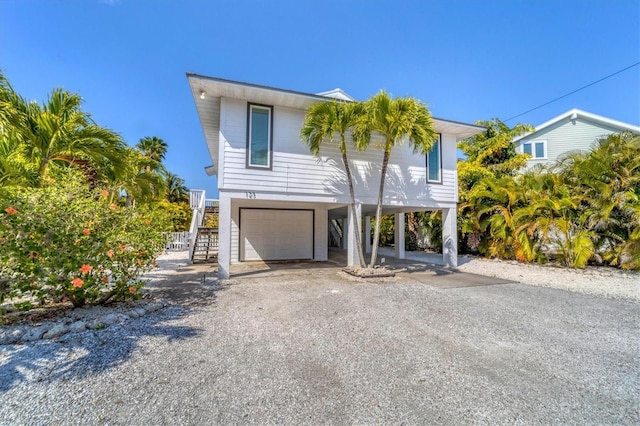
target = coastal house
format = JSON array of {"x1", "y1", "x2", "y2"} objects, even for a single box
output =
[
  {"x1": 513, "y1": 108, "x2": 640, "y2": 168},
  {"x1": 186, "y1": 74, "x2": 484, "y2": 278}
]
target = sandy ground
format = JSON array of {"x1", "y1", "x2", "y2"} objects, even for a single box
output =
[{"x1": 376, "y1": 247, "x2": 639, "y2": 301}]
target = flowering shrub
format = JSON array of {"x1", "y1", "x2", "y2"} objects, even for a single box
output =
[{"x1": 0, "y1": 178, "x2": 169, "y2": 307}]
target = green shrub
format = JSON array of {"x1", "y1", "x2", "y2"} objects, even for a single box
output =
[{"x1": 0, "y1": 177, "x2": 168, "y2": 307}]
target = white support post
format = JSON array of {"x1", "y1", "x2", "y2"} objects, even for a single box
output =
[
  {"x1": 442, "y1": 207, "x2": 458, "y2": 267},
  {"x1": 217, "y1": 196, "x2": 231, "y2": 279},
  {"x1": 347, "y1": 203, "x2": 361, "y2": 267},
  {"x1": 394, "y1": 212, "x2": 405, "y2": 259},
  {"x1": 364, "y1": 215, "x2": 371, "y2": 254},
  {"x1": 340, "y1": 218, "x2": 349, "y2": 250}
]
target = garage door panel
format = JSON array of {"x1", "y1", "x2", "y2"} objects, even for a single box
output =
[{"x1": 241, "y1": 209, "x2": 313, "y2": 261}]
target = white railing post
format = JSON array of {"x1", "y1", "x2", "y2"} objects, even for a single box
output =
[{"x1": 188, "y1": 189, "x2": 207, "y2": 262}]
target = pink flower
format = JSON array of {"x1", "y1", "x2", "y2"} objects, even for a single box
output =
[
  {"x1": 82, "y1": 228, "x2": 91, "y2": 235},
  {"x1": 71, "y1": 278, "x2": 84, "y2": 288},
  {"x1": 4, "y1": 207, "x2": 17, "y2": 215},
  {"x1": 129, "y1": 286, "x2": 136, "y2": 294},
  {"x1": 100, "y1": 190, "x2": 109, "y2": 197},
  {"x1": 79, "y1": 264, "x2": 92, "y2": 274},
  {"x1": 110, "y1": 204, "x2": 117, "y2": 210},
  {"x1": 106, "y1": 249, "x2": 114, "y2": 258}
]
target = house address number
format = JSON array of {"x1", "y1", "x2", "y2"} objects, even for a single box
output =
[{"x1": 246, "y1": 192, "x2": 256, "y2": 199}]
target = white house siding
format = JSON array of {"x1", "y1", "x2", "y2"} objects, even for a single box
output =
[
  {"x1": 516, "y1": 117, "x2": 623, "y2": 167},
  {"x1": 219, "y1": 98, "x2": 458, "y2": 207}
]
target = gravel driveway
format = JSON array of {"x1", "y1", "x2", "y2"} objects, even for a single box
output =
[{"x1": 1, "y1": 264, "x2": 638, "y2": 425}]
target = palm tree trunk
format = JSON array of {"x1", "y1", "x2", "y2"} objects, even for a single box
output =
[
  {"x1": 341, "y1": 150, "x2": 366, "y2": 267},
  {"x1": 369, "y1": 147, "x2": 391, "y2": 268}
]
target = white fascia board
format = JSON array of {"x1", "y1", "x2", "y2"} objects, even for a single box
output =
[{"x1": 514, "y1": 108, "x2": 640, "y2": 141}]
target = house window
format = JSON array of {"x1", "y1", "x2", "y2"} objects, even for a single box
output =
[
  {"x1": 247, "y1": 104, "x2": 273, "y2": 168},
  {"x1": 426, "y1": 133, "x2": 442, "y2": 183},
  {"x1": 522, "y1": 140, "x2": 546, "y2": 159}
]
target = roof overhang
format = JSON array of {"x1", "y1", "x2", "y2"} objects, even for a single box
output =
[{"x1": 514, "y1": 108, "x2": 640, "y2": 142}]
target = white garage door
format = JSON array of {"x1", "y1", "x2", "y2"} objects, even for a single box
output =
[{"x1": 240, "y1": 209, "x2": 314, "y2": 261}]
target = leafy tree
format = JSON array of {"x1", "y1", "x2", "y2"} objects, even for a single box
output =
[
  {"x1": 104, "y1": 147, "x2": 167, "y2": 206},
  {"x1": 457, "y1": 119, "x2": 533, "y2": 252},
  {"x1": 2, "y1": 84, "x2": 126, "y2": 185},
  {"x1": 301, "y1": 100, "x2": 367, "y2": 267},
  {"x1": 355, "y1": 91, "x2": 437, "y2": 267}
]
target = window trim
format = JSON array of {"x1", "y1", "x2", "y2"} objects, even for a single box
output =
[
  {"x1": 426, "y1": 133, "x2": 442, "y2": 184},
  {"x1": 246, "y1": 103, "x2": 274, "y2": 170},
  {"x1": 522, "y1": 139, "x2": 547, "y2": 160}
]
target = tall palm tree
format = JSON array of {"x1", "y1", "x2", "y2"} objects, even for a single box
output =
[
  {"x1": 5, "y1": 86, "x2": 126, "y2": 185},
  {"x1": 300, "y1": 100, "x2": 367, "y2": 267},
  {"x1": 165, "y1": 172, "x2": 189, "y2": 203},
  {"x1": 355, "y1": 91, "x2": 438, "y2": 267},
  {"x1": 136, "y1": 136, "x2": 168, "y2": 163}
]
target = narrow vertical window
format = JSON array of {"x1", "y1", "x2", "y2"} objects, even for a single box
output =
[
  {"x1": 426, "y1": 134, "x2": 442, "y2": 183},
  {"x1": 247, "y1": 104, "x2": 272, "y2": 168},
  {"x1": 523, "y1": 142, "x2": 533, "y2": 156}
]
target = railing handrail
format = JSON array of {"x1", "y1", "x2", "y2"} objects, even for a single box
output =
[
  {"x1": 190, "y1": 189, "x2": 205, "y2": 210},
  {"x1": 188, "y1": 190, "x2": 208, "y2": 261}
]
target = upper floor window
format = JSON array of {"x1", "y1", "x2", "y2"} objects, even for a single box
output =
[
  {"x1": 247, "y1": 104, "x2": 273, "y2": 168},
  {"x1": 426, "y1": 133, "x2": 442, "y2": 183},
  {"x1": 522, "y1": 140, "x2": 546, "y2": 159}
]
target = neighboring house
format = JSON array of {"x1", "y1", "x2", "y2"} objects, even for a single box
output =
[
  {"x1": 513, "y1": 108, "x2": 640, "y2": 168},
  {"x1": 187, "y1": 74, "x2": 484, "y2": 278}
]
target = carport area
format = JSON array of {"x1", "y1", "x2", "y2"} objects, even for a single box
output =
[{"x1": 228, "y1": 247, "x2": 517, "y2": 290}]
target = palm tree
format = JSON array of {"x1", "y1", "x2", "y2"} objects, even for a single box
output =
[
  {"x1": 136, "y1": 136, "x2": 168, "y2": 163},
  {"x1": 558, "y1": 131, "x2": 640, "y2": 268},
  {"x1": 355, "y1": 91, "x2": 437, "y2": 267},
  {"x1": 4, "y1": 86, "x2": 126, "y2": 185},
  {"x1": 106, "y1": 147, "x2": 167, "y2": 206},
  {"x1": 165, "y1": 172, "x2": 189, "y2": 203},
  {"x1": 464, "y1": 176, "x2": 523, "y2": 259},
  {"x1": 300, "y1": 100, "x2": 367, "y2": 267}
]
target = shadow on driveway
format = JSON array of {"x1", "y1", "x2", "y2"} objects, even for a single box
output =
[{"x1": 0, "y1": 263, "x2": 224, "y2": 394}]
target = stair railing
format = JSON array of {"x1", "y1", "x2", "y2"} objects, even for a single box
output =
[{"x1": 188, "y1": 189, "x2": 207, "y2": 262}]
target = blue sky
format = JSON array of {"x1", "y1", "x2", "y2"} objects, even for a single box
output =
[{"x1": 2, "y1": 0, "x2": 639, "y2": 197}]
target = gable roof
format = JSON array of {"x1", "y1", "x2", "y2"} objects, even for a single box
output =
[
  {"x1": 514, "y1": 108, "x2": 640, "y2": 141},
  {"x1": 316, "y1": 88, "x2": 356, "y2": 101}
]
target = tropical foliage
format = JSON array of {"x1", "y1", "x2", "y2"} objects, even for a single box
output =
[
  {"x1": 0, "y1": 174, "x2": 168, "y2": 307},
  {"x1": 461, "y1": 130, "x2": 640, "y2": 270},
  {"x1": 0, "y1": 72, "x2": 193, "y2": 307}
]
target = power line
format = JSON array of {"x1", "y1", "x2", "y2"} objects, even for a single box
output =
[{"x1": 505, "y1": 61, "x2": 640, "y2": 122}]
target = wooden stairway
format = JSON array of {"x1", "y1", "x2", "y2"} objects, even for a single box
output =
[
  {"x1": 190, "y1": 202, "x2": 220, "y2": 263},
  {"x1": 191, "y1": 227, "x2": 219, "y2": 263}
]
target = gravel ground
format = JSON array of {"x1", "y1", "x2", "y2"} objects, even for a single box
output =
[
  {"x1": 1, "y1": 252, "x2": 639, "y2": 425},
  {"x1": 378, "y1": 247, "x2": 639, "y2": 301}
]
